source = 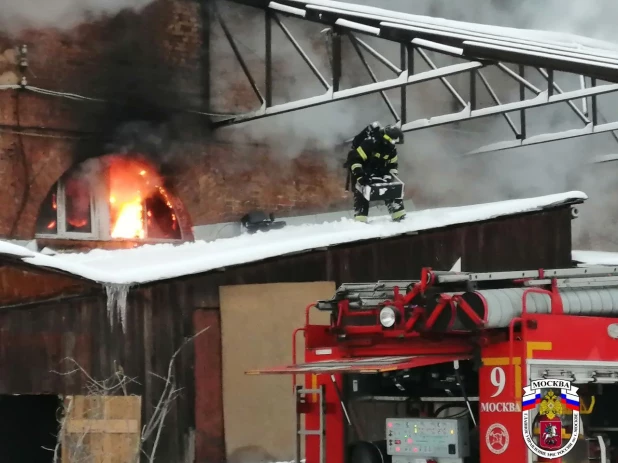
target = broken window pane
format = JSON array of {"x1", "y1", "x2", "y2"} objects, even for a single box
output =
[
  {"x1": 35, "y1": 187, "x2": 58, "y2": 234},
  {"x1": 64, "y1": 174, "x2": 92, "y2": 233}
]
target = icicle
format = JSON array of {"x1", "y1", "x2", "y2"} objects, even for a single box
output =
[{"x1": 104, "y1": 283, "x2": 132, "y2": 332}]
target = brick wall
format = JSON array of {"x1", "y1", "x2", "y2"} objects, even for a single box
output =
[
  {"x1": 171, "y1": 141, "x2": 348, "y2": 225},
  {"x1": 0, "y1": 0, "x2": 349, "y2": 240}
]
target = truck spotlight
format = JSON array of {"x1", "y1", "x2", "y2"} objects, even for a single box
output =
[{"x1": 379, "y1": 306, "x2": 397, "y2": 328}]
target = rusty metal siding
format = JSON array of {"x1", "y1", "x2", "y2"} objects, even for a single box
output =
[{"x1": 459, "y1": 208, "x2": 572, "y2": 271}]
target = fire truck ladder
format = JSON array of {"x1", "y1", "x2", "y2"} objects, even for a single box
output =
[
  {"x1": 295, "y1": 384, "x2": 326, "y2": 463},
  {"x1": 432, "y1": 265, "x2": 618, "y2": 285},
  {"x1": 318, "y1": 265, "x2": 618, "y2": 311}
]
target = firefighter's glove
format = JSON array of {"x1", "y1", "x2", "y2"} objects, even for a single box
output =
[{"x1": 357, "y1": 176, "x2": 370, "y2": 186}]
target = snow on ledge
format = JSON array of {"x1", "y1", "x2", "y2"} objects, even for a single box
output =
[
  {"x1": 572, "y1": 250, "x2": 618, "y2": 267},
  {"x1": 0, "y1": 191, "x2": 587, "y2": 285}
]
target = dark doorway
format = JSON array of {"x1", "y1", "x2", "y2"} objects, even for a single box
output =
[{"x1": 0, "y1": 395, "x2": 61, "y2": 463}]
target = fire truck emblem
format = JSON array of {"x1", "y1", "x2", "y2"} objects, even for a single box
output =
[
  {"x1": 522, "y1": 379, "x2": 580, "y2": 459},
  {"x1": 485, "y1": 423, "x2": 509, "y2": 454}
]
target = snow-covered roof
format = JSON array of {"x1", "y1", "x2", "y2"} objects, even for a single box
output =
[
  {"x1": 0, "y1": 191, "x2": 586, "y2": 286},
  {"x1": 249, "y1": 0, "x2": 618, "y2": 81},
  {"x1": 572, "y1": 250, "x2": 618, "y2": 267}
]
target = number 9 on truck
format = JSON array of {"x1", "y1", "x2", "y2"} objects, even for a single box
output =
[{"x1": 490, "y1": 367, "x2": 505, "y2": 398}]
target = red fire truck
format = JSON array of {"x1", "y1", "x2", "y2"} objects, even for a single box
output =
[{"x1": 248, "y1": 266, "x2": 618, "y2": 463}]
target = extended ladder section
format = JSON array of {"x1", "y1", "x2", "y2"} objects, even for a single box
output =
[
  {"x1": 296, "y1": 385, "x2": 326, "y2": 463},
  {"x1": 433, "y1": 265, "x2": 618, "y2": 285},
  {"x1": 316, "y1": 266, "x2": 618, "y2": 334}
]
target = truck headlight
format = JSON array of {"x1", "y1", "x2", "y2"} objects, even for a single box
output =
[{"x1": 379, "y1": 306, "x2": 397, "y2": 328}]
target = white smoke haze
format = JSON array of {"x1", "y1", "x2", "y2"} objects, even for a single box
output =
[{"x1": 0, "y1": 0, "x2": 154, "y2": 35}]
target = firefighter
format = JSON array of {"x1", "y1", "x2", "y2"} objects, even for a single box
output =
[
  {"x1": 351, "y1": 121, "x2": 382, "y2": 150},
  {"x1": 346, "y1": 124, "x2": 406, "y2": 223}
]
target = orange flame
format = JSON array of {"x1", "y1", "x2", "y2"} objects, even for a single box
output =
[
  {"x1": 106, "y1": 156, "x2": 164, "y2": 239},
  {"x1": 112, "y1": 199, "x2": 145, "y2": 239}
]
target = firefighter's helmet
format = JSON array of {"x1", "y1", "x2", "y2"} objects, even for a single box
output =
[{"x1": 382, "y1": 125, "x2": 403, "y2": 143}]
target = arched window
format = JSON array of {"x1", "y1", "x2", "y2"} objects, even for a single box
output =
[{"x1": 36, "y1": 155, "x2": 184, "y2": 241}]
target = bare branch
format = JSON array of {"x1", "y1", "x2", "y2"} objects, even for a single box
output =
[
  {"x1": 49, "y1": 326, "x2": 211, "y2": 462},
  {"x1": 143, "y1": 327, "x2": 210, "y2": 439}
]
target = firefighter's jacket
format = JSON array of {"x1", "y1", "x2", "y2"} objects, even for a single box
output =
[{"x1": 347, "y1": 137, "x2": 399, "y2": 180}]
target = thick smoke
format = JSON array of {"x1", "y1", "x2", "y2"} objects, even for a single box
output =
[
  {"x1": 0, "y1": 0, "x2": 154, "y2": 35},
  {"x1": 212, "y1": 0, "x2": 618, "y2": 250}
]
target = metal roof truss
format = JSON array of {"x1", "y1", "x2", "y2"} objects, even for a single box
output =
[{"x1": 213, "y1": 0, "x2": 618, "y2": 155}]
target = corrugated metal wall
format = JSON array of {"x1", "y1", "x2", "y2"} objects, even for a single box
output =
[{"x1": 0, "y1": 207, "x2": 574, "y2": 462}]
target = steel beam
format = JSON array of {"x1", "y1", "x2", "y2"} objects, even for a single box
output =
[
  {"x1": 273, "y1": 13, "x2": 330, "y2": 90},
  {"x1": 348, "y1": 33, "x2": 399, "y2": 121},
  {"x1": 213, "y1": 61, "x2": 484, "y2": 126},
  {"x1": 497, "y1": 62, "x2": 541, "y2": 94},
  {"x1": 463, "y1": 40, "x2": 618, "y2": 83},
  {"x1": 519, "y1": 64, "x2": 526, "y2": 140},
  {"x1": 591, "y1": 153, "x2": 618, "y2": 164},
  {"x1": 400, "y1": 43, "x2": 407, "y2": 129},
  {"x1": 466, "y1": 120, "x2": 618, "y2": 155},
  {"x1": 537, "y1": 68, "x2": 589, "y2": 124},
  {"x1": 216, "y1": 9, "x2": 264, "y2": 105},
  {"x1": 586, "y1": 77, "x2": 618, "y2": 143},
  {"x1": 354, "y1": 36, "x2": 402, "y2": 74},
  {"x1": 477, "y1": 70, "x2": 519, "y2": 137},
  {"x1": 591, "y1": 78, "x2": 599, "y2": 126},
  {"x1": 469, "y1": 69, "x2": 477, "y2": 111},
  {"x1": 580, "y1": 75, "x2": 588, "y2": 116},
  {"x1": 416, "y1": 48, "x2": 467, "y2": 108},
  {"x1": 400, "y1": 82, "x2": 618, "y2": 133},
  {"x1": 408, "y1": 44, "x2": 415, "y2": 75}
]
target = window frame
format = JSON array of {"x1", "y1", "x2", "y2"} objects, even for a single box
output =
[
  {"x1": 35, "y1": 169, "x2": 182, "y2": 242},
  {"x1": 35, "y1": 181, "x2": 98, "y2": 240}
]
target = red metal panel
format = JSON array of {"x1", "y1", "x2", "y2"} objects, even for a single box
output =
[
  {"x1": 479, "y1": 341, "x2": 526, "y2": 462},
  {"x1": 246, "y1": 354, "x2": 468, "y2": 375},
  {"x1": 526, "y1": 314, "x2": 618, "y2": 362},
  {"x1": 194, "y1": 309, "x2": 225, "y2": 463}
]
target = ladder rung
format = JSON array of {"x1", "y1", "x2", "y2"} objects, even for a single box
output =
[
  {"x1": 298, "y1": 389, "x2": 322, "y2": 394},
  {"x1": 298, "y1": 430, "x2": 322, "y2": 436}
]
